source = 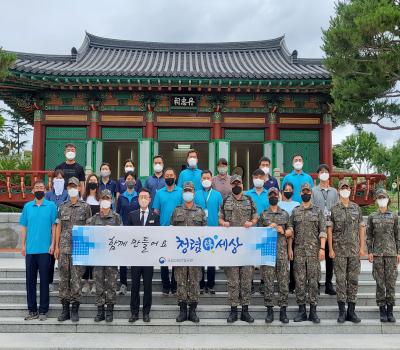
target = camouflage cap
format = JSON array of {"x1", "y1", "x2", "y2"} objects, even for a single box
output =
[
  {"x1": 338, "y1": 179, "x2": 351, "y2": 189},
  {"x1": 268, "y1": 187, "x2": 279, "y2": 196},
  {"x1": 183, "y1": 181, "x2": 195, "y2": 191},
  {"x1": 301, "y1": 183, "x2": 311, "y2": 191},
  {"x1": 375, "y1": 188, "x2": 389, "y2": 199},
  {"x1": 230, "y1": 174, "x2": 242, "y2": 184},
  {"x1": 100, "y1": 189, "x2": 112, "y2": 199},
  {"x1": 67, "y1": 177, "x2": 79, "y2": 186}
]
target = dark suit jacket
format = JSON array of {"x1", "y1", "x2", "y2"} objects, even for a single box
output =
[{"x1": 127, "y1": 208, "x2": 160, "y2": 226}]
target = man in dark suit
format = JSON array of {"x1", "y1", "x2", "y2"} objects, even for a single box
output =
[{"x1": 127, "y1": 188, "x2": 160, "y2": 323}]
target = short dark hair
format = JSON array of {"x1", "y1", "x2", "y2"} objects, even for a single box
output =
[
  {"x1": 124, "y1": 171, "x2": 136, "y2": 180},
  {"x1": 33, "y1": 179, "x2": 45, "y2": 187},
  {"x1": 201, "y1": 170, "x2": 213, "y2": 177},
  {"x1": 64, "y1": 143, "x2": 76, "y2": 150},
  {"x1": 100, "y1": 162, "x2": 111, "y2": 170},
  {"x1": 164, "y1": 167, "x2": 176, "y2": 175},
  {"x1": 252, "y1": 169, "x2": 265, "y2": 177},
  {"x1": 124, "y1": 159, "x2": 135, "y2": 167},
  {"x1": 317, "y1": 164, "x2": 330, "y2": 173},
  {"x1": 282, "y1": 182, "x2": 294, "y2": 191},
  {"x1": 138, "y1": 188, "x2": 151, "y2": 196},
  {"x1": 187, "y1": 149, "x2": 199, "y2": 158},
  {"x1": 292, "y1": 154, "x2": 303, "y2": 161},
  {"x1": 217, "y1": 158, "x2": 228, "y2": 166},
  {"x1": 53, "y1": 169, "x2": 65, "y2": 178},
  {"x1": 258, "y1": 156, "x2": 271, "y2": 166},
  {"x1": 153, "y1": 154, "x2": 164, "y2": 162}
]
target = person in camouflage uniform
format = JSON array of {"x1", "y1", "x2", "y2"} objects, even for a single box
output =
[
  {"x1": 87, "y1": 189, "x2": 122, "y2": 323},
  {"x1": 258, "y1": 187, "x2": 291, "y2": 324},
  {"x1": 171, "y1": 181, "x2": 207, "y2": 323},
  {"x1": 55, "y1": 177, "x2": 92, "y2": 323},
  {"x1": 288, "y1": 182, "x2": 326, "y2": 324},
  {"x1": 367, "y1": 188, "x2": 400, "y2": 323},
  {"x1": 328, "y1": 179, "x2": 365, "y2": 323},
  {"x1": 219, "y1": 174, "x2": 258, "y2": 323}
]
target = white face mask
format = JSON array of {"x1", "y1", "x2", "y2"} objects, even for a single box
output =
[
  {"x1": 100, "y1": 170, "x2": 111, "y2": 178},
  {"x1": 68, "y1": 188, "x2": 79, "y2": 198},
  {"x1": 377, "y1": 198, "x2": 389, "y2": 208},
  {"x1": 340, "y1": 189, "x2": 351, "y2": 199},
  {"x1": 202, "y1": 179, "x2": 212, "y2": 189},
  {"x1": 183, "y1": 192, "x2": 194, "y2": 203},
  {"x1": 53, "y1": 178, "x2": 65, "y2": 196},
  {"x1": 100, "y1": 200, "x2": 111, "y2": 209},
  {"x1": 65, "y1": 151, "x2": 76, "y2": 160},
  {"x1": 125, "y1": 167, "x2": 134, "y2": 173},
  {"x1": 188, "y1": 158, "x2": 198, "y2": 168},
  {"x1": 253, "y1": 178, "x2": 264, "y2": 188},
  {"x1": 153, "y1": 164, "x2": 163, "y2": 173},
  {"x1": 261, "y1": 167, "x2": 270, "y2": 175},
  {"x1": 217, "y1": 166, "x2": 228, "y2": 175},
  {"x1": 293, "y1": 161, "x2": 303, "y2": 171},
  {"x1": 319, "y1": 172, "x2": 329, "y2": 182}
]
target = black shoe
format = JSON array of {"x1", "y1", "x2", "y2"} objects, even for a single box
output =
[
  {"x1": 105, "y1": 304, "x2": 114, "y2": 323},
  {"x1": 251, "y1": 285, "x2": 255, "y2": 295},
  {"x1": 176, "y1": 302, "x2": 187, "y2": 322},
  {"x1": 208, "y1": 288, "x2": 216, "y2": 295},
  {"x1": 128, "y1": 313, "x2": 139, "y2": 323},
  {"x1": 188, "y1": 303, "x2": 200, "y2": 323},
  {"x1": 70, "y1": 302, "x2": 80, "y2": 323},
  {"x1": 337, "y1": 302, "x2": 346, "y2": 323},
  {"x1": 57, "y1": 301, "x2": 70, "y2": 322},
  {"x1": 162, "y1": 288, "x2": 170, "y2": 296},
  {"x1": 294, "y1": 304, "x2": 307, "y2": 322},
  {"x1": 227, "y1": 306, "x2": 238, "y2": 323},
  {"x1": 346, "y1": 302, "x2": 361, "y2": 323},
  {"x1": 265, "y1": 306, "x2": 274, "y2": 323},
  {"x1": 279, "y1": 306, "x2": 289, "y2": 324},
  {"x1": 143, "y1": 313, "x2": 151, "y2": 323},
  {"x1": 95, "y1": 305, "x2": 105, "y2": 322},
  {"x1": 308, "y1": 304, "x2": 320, "y2": 324},
  {"x1": 200, "y1": 288, "x2": 205, "y2": 295},
  {"x1": 387, "y1": 304, "x2": 396, "y2": 323},
  {"x1": 240, "y1": 305, "x2": 254, "y2": 323},
  {"x1": 379, "y1": 305, "x2": 388, "y2": 323},
  {"x1": 325, "y1": 283, "x2": 337, "y2": 296},
  {"x1": 171, "y1": 289, "x2": 177, "y2": 295}
]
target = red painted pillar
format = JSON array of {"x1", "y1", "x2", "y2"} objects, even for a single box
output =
[
  {"x1": 322, "y1": 113, "x2": 333, "y2": 169},
  {"x1": 212, "y1": 104, "x2": 222, "y2": 139},
  {"x1": 89, "y1": 110, "x2": 100, "y2": 139},
  {"x1": 268, "y1": 111, "x2": 278, "y2": 141},
  {"x1": 145, "y1": 103, "x2": 155, "y2": 139},
  {"x1": 32, "y1": 110, "x2": 44, "y2": 171}
]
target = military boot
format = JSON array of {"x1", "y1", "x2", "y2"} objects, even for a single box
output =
[
  {"x1": 308, "y1": 304, "x2": 320, "y2": 324},
  {"x1": 379, "y1": 305, "x2": 387, "y2": 322},
  {"x1": 337, "y1": 302, "x2": 346, "y2": 323},
  {"x1": 387, "y1": 304, "x2": 396, "y2": 323},
  {"x1": 240, "y1": 305, "x2": 254, "y2": 323},
  {"x1": 188, "y1": 302, "x2": 199, "y2": 323},
  {"x1": 265, "y1": 306, "x2": 274, "y2": 323},
  {"x1": 70, "y1": 302, "x2": 80, "y2": 323},
  {"x1": 105, "y1": 304, "x2": 114, "y2": 322},
  {"x1": 279, "y1": 306, "x2": 289, "y2": 324},
  {"x1": 94, "y1": 305, "x2": 105, "y2": 322},
  {"x1": 346, "y1": 302, "x2": 361, "y2": 323},
  {"x1": 176, "y1": 302, "x2": 187, "y2": 322},
  {"x1": 57, "y1": 301, "x2": 70, "y2": 322},
  {"x1": 227, "y1": 306, "x2": 238, "y2": 323},
  {"x1": 294, "y1": 304, "x2": 307, "y2": 322}
]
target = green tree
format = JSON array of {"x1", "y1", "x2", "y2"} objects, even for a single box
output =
[
  {"x1": 371, "y1": 140, "x2": 400, "y2": 184},
  {"x1": 322, "y1": 0, "x2": 400, "y2": 130},
  {"x1": 0, "y1": 48, "x2": 16, "y2": 80},
  {"x1": 0, "y1": 109, "x2": 32, "y2": 155}
]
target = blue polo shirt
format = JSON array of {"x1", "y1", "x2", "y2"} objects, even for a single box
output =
[
  {"x1": 144, "y1": 174, "x2": 166, "y2": 204},
  {"x1": 99, "y1": 178, "x2": 118, "y2": 196},
  {"x1": 281, "y1": 170, "x2": 314, "y2": 203},
  {"x1": 152, "y1": 185, "x2": 183, "y2": 226},
  {"x1": 244, "y1": 188, "x2": 269, "y2": 215},
  {"x1": 194, "y1": 188, "x2": 223, "y2": 226},
  {"x1": 19, "y1": 199, "x2": 58, "y2": 254},
  {"x1": 116, "y1": 176, "x2": 142, "y2": 194},
  {"x1": 116, "y1": 191, "x2": 139, "y2": 225},
  {"x1": 177, "y1": 167, "x2": 202, "y2": 191},
  {"x1": 45, "y1": 189, "x2": 69, "y2": 208}
]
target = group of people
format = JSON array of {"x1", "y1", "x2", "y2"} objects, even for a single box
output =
[{"x1": 20, "y1": 143, "x2": 399, "y2": 325}]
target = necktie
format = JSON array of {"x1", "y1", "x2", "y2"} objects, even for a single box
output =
[{"x1": 140, "y1": 211, "x2": 145, "y2": 226}]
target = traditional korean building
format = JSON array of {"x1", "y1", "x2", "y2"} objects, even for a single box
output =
[{"x1": 1, "y1": 32, "x2": 333, "y2": 190}]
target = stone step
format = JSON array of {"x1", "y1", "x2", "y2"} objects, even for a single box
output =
[
  {"x1": 0, "y1": 291, "x2": 396, "y2": 306},
  {"x1": 0, "y1": 303, "x2": 398, "y2": 320},
  {"x1": 0, "y1": 278, "x2": 387, "y2": 293},
  {"x1": 0, "y1": 317, "x2": 398, "y2": 334}
]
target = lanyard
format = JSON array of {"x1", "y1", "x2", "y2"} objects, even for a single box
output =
[{"x1": 203, "y1": 189, "x2": 212, "y2": 206}]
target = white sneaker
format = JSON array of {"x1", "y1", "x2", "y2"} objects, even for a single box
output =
[
  {"x1": 82, "y1": 281, "x2": 90, "y2": 294},
  {"x1": 90, "y1": 284, "x2": 96, "y2": 295},
  {"x1": 119, "y1": 284, "x2": 127, "y2": 295}
]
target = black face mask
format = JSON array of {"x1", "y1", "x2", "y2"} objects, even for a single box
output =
[
  {"x1": 301, "y1": 193, "x2": 312, "y2": 202},
  {"x1": 165, "y1": 178, "x2": 175, "y2": 186},
  {"x1": 232, "y1": 185, "x2": 242, "y2": 195},
  {"x1": 34, "y1": 191, "x2": 45, "y2": 200},
  {"x1": 283, "y1": 191, "x2": 293, "y2": 199},
  {"x1": 269, "y1": 197, "x2": 279, "y2": 206},
  {"x1": 88, "y1": 182, "x2": 98, "y2": 190}
]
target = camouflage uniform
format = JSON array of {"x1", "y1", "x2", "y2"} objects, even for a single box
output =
[
  {"x1": 58, "y1": 199, "x2": 92, "y2": 303},
  {"x1": 367, "y1": 209, "x2": 400, "y2": 306},
  {"x1": 219, "y1": 192, "x2": 258, "y2": 306},
  {"x1": 171, "y1": 203, "x2": 207, "y2": 303},
  {"x1": 258, "y1": 206, "x2": 290, "y2": 307},
  {"x1": 330, "y1": 201, "x2": 364, "y2": 303},
  {"x1": 288, "y1": 204, "x2": 326, "y2": 306},
  {"x1": 87, "y1": 210, "x2": 122, "y2": 306}
]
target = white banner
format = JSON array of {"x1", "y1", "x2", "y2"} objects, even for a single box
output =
[{"x1": 72, "y1": 225, "x2": 277, "y2": 267}]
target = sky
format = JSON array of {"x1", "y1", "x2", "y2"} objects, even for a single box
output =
[{"x1": 0, "y1": 0, "x2": 398, "y2": 148}]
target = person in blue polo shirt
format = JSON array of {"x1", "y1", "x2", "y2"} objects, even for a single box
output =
[
  {"x1": 20, "y1": 179, "x2": 58, "y2": 321},
  {"x1": 258, "y1": 156, "x2": 279, "y2": 191},
  {"x1": 116, "y1": 171, "x2": 140, "y2": 295},
  {"x1": 99, "y1": 162, "x2": 118, "y2": 200},
  {"x1": 177, "y1": 149, "x2": 202, "y2": 191},
  {"x1": 245, "y1": 169, "x2": 269, "y2": 216},
  {"x1": 281, "y1": 154, "x2": 314, "y2": 203},
  {"x1": 194, "y1": 170, "x2": 223, "y2": 294},
  {"x1": 144, "y1": 154, "x2": 166, "y2": 205},
  {"x1": 153, "y1": 167, "x2": 183, "y2": 295}
]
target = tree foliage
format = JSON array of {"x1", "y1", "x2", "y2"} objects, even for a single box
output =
[
  {"x1": 0, "y1": 109, "x2": 32, "y2": 155},
  {"x1": 0, "y1": 48, "x2": 16, "y2": 80}
]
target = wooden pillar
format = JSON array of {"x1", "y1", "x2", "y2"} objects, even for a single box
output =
[
  {"x1": 267, "y1": 112, "x2": 278, "y2": 141},
  {"x1": 144, "y1": 103, "x2": 155, "y2": 139},
  {"x1": 322, "y1": 113, "x2": 333, "y2": 169},
  {"x1": 212, "y1": 104, "x2": 222, "y2": 139},
  {"x1": 89, "y1": 110, "x2": 100, "y2": 139},
  {"x1": 32, "y1": 110, "x2": 44, "y2": 171}
]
